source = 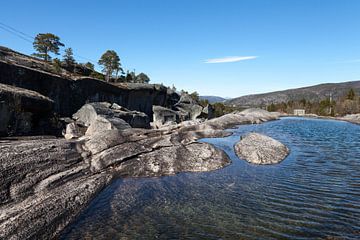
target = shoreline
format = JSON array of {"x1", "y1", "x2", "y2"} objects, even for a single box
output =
[
  {"x1": 280, "y1": 114, "x2": 360, "y2": 125},
  {"x1": 0, "y1": 109, "x2": 279, "y2": 239},
  {"x1": 2, "y1": 110, "x2": 357, "y2": 239}
]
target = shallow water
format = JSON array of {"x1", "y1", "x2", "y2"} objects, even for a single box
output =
[{"x1": 61, "y1": 118, "x2": 360, "y2": 239}]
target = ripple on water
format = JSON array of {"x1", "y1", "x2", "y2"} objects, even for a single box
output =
[{"x1": 61, "y1": 118, "x2": 360, "y2": 240}]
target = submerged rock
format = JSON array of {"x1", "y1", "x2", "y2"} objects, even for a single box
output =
[{"x1": 234, "y1": 133, "x2": 289, "y2": 164}]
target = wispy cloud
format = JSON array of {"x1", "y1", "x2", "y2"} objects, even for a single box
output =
[{"x1": 204, "y1": 56, "x2": 257, "y2": 63}]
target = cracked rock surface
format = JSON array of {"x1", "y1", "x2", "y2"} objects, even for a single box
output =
[{"x1": 0, "y1": 108, "x2": 279, "y2": 239}]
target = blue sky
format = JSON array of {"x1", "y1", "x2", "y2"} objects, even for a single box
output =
[{"x1": 1, "y1": 0, "x2": 360, "y2": 97}]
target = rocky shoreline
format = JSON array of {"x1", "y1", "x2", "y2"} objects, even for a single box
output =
[
  {"x1": 0, "y1": 108, "x2": 279, "y2": 239},
  {"x1": 282, "y1": 113, "x2": 360, "y2": 125}
]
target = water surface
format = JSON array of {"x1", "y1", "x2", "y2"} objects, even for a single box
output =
[{"x1": 61, "y1": 118, "x2": 360, "y2": 239}]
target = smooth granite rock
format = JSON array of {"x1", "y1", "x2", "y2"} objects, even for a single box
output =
[
  {"x1": 0, "y1": 108, "x2": 280, "y2": 239},
  {"x1": 64, "y1": 122, "x2": 86, "y2": 139},
  {"x1": 234, "y1": 133, "x2": 289, "y2": 164}
]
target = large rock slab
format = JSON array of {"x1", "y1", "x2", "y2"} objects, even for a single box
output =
[
  {"x1": 234, "y1": 133, "x2": 289, "y2": 164},
  {"x1": 116, "y1": 142, "x2": 229, "y2": 177},
  {"x1": 0, "y1": 108, "x2": 281, "y2": 239}
]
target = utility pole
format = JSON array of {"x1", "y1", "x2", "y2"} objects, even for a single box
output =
[{"x1": 329, "y1": 92, "x2": 333, "y2": 115}]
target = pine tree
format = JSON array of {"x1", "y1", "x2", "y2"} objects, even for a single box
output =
[
  {"x1": 346, "y1": 88, "x2": 355, "y2": 100},
  {"x1": 135, "y1": 73, "x2": 150, "y2": 83},
  {"x1": 98, "y1": 50, "x2": 123, "y2": 82},
  {"x1": 63, "y1": 48, "x2": 76, "y2": 67},
  {"x1": 33, "y1": 33, "x2": 64, "y2": 61},
  {"x1": 84, "y1": 62, "x2": 94, "y2": 71}
]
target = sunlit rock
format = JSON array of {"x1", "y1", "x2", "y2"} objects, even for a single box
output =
[{"x1": 235, "y1": 133, "x2": 289, "y2": 164}]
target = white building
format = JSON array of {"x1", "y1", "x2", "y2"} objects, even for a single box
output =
[{"x1": 294, "y1": 109, "x2": 305, "y2": 115}]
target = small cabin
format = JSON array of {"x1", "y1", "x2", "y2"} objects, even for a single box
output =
[{"x1": 294, "y1": 109, "x2": 305, "y2": 115}]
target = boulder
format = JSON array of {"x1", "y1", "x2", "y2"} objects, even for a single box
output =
[
  {"x1": 173, "y1": 94, "x2": 204, "y2": 120},
  {"x1": 152, "y1": 105, "x2": 179, "y2": 128},
  {"x1": 85, "y1": 115, "x2": 131, "y2": 136},
  {"x1": 72, "y1": 102, "x2": 111, "y2": 126},
  {"x1": 201, "y1": 104, "x2": 215, "y2": 119},
  {"x1": 110, "y1": 103, "x2": 150, "y2": 128},
  {"x1": 234, "y1": 133, "x2": 289, "y2": 164},
  {"x1": 64, "y1": 122, "x2": 86, "y2": 140},
  {"x1": 73, "y1": 102, "x2": 149, "y2": 129}
]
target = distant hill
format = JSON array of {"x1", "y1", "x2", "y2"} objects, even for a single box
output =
[
  {"x1": 200, "y1": 95, "x2": 227, "y2": 103},
  {"x1": 226, "y1": 80, "x2": 360, "y2": 107}
]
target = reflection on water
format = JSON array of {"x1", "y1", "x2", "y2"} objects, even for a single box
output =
[{"x1": 61, "y1": 118, "x2": 360, "y2": 239}]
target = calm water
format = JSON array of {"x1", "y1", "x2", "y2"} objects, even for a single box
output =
[{"x1": 61, "y1": 118, "x2": 360, "y2": 239}]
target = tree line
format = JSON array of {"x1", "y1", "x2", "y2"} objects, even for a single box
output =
[
  {"x1": 32, "y1": 33, "x2": 150, "y2": 83},
  {"x1": 266, "y1": 88, "x2": 360, "y2": 116}
]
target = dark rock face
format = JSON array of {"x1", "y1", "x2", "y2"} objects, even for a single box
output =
[
  {"x1": 0, "y1": 60, "x2": 179, "y2": 120},
  {"x1": 0, "y1": 57, "x2": 179, "y2": 136},
  {"x1": 234, "y1": 133, "x2": 289, "y2": 164},
  {"x1": 0, "y1": 83, "x2": 60, "y2": 137}
]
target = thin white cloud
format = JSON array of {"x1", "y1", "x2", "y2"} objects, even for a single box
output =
[{"x1": 204, "y1": 56, "x2": 257, "y2": 63}]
